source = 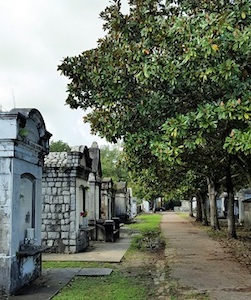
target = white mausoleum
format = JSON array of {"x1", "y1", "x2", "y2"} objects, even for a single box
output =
[{"x1": 0, "y1": 108, "x2": 51, "y2": 296}]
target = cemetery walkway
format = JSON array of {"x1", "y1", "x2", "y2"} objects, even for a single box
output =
[{"x1": 161, "y1": 212, "x2": 251, "y2": 300}]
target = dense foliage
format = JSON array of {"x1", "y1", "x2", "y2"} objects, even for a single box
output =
[
  {"x1": 58, "y1": 0, "x2": 251, "y2": 235},
  {"x1": 49, "y1": 140, "x2": 71, "y2": 152},
  {"x1": 100, "y1": 143, "x2": 129, "y2": 182}
]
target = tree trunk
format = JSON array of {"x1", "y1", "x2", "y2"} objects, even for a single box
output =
[
  {"x1": 197, "y1": 191, "x2": 208, "y2": 226},
  {"x1": 189, "y1": 196, "x2": 194, "y2": 217},
  {"x1": 207, "y1": 177, "x2": 220, "y2": 230},
  {"x1": 195, "y1": 192, "x2": 202, "y2": 222},
  {"x1": 226, "y1": 157, "x2": 237, "y2": 239}
]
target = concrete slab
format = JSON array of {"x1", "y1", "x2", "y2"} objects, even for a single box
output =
[
  {"x1": 9, "y1": 268, "x2": 81, "y2": 300},
  {"x1": 9, "y1": 268, "x2": 114, "y2": 300},
  {"x1": 42, "y1": 237, "x2": 132, "y2": 263},
  {"x1": 77, "y1": 268, "x2": 113, "y2": 276}
]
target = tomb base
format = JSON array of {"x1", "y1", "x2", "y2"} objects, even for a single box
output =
[{"x1": 0, "y1": 250, "x2": 44, "y2": 296}]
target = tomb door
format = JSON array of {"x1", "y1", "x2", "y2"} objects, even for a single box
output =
[{"x1": 19, "y1": 174, "x2": 35, "y2": 244}]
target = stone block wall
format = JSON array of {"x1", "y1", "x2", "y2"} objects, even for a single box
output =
[
  {"x1": 42, "y1": 150, "x2": 91, "y2": 253},
  {"x1": 42, "y1": 167, "x2": 76, "y2": 253}
]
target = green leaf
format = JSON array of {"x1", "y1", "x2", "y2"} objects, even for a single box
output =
[{"x1": 241, "y1": 11, "x2": 246, "y2": 19}]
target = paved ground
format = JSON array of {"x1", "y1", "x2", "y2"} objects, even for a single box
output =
[
  {"x1": 161, "y1": 212, "x2": 251, "y2": 300},
  {"x1": 10, "y1": 268, "x2": 82, "y2": 300},
  {"x1": 43, "y1": 236, "x2": 131, "y2": 263}
]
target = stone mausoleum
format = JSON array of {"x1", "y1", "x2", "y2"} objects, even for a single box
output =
[
  {"x1": 41, "y1": 142, "x2": 102, "y2": 253},
  {"x1": 0, "y1": 108, "x2": 51, "y2": 296}
]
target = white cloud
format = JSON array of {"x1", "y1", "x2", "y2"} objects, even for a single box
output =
[{"x1": 0, "y1": 0, "x2": 128, "y2": 147}]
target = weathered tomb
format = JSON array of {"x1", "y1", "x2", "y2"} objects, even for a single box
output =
[
  {"x1": 0, "y1": 108, "x2": 51, "y2": 296},
  {"x1": 41, "y1": 142, "x2": 103, "y2": 253},
  {"x1": 114, "y1": 181, "x2": 130, "y2": 222},
  {"x1": 236, "y1": 188, "x2": 251, "y2": 223},
  {"x1": 243, "y1": 198, "x2": 251, "y2": 229},
  {"x1": 127, "y1": 187, "x2": 134, "y2": 219},
  {"x1": 98, "y1": 181, "x2": 131, "y2": 240},
  {"x1": 41, "y1": 145, "x2": 94, "y2": 253}
]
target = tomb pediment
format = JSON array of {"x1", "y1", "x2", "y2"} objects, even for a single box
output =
[
  {"x1": 71, "y1": 145, "x2": 92, "y2": 169},
  {"x1": 11, "y1": 108, "x2": 51, "y2": 151},
  {"x1": 0, "y1": 108, "x2": 51, "y2": 154}
]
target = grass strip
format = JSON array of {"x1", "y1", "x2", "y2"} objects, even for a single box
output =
[{"x1": 53, "y1": 271, "x2": 147, "y2": 300}]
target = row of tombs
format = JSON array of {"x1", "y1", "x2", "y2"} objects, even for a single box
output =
[
  {"x1": 42, "y1": 144, "x2": 133, "y2": 253},
  {"x1": 0, "y1": 108, "x2": 136, "y2": 296}
]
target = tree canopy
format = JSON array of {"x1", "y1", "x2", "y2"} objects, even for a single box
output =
[
  {"x1": 58, "y1": 0, "x2": 251, "y2": 153},
  {"x1": 100, "y1": 143, "x2": 129, "y2": 182},
  {"x1": 58, "y1": 0, "x2": 251, "y2": 235},
  {"x1": 49, "y1": 140, "x2": 71, "y2": 152}
]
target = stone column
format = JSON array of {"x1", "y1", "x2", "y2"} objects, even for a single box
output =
[{"x1": 88, "y1": 173, "x2": 96, "y2": 221}]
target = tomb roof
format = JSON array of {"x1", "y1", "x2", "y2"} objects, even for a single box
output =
[
  {"x1": 44, "y1": 146, "x2": 92, "y2": 170},
  {"x1": 44, "y1": 152, "x2": 68, "y2": 167}
]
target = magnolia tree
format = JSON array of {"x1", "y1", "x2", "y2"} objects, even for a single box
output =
[{"x1": 58, "y1": 0, "x2": 251, "y2": 238}]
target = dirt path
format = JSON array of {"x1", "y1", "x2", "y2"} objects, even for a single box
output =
[{"x1": 161, "y1": 212, "x2": 251, "y2": 300}]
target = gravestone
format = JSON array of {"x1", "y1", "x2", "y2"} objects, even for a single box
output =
[{"x1": 0, "y1": 108, "x2": 51, "y2": 296}]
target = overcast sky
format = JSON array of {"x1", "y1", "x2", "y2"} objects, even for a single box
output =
[{"x1": 0, "y1": 0, "x2": 128, "y2": 148}]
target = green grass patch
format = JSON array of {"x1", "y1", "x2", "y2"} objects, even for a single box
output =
[
  {"x1": 53, "y1": 271, "x2": 148, "y2": 300},
  {"x1": 49, "y1": 214, "x2": 163, "y2": 299},
  {"x1": 127, "y1": 213, "x2": 165, "y2": 252},
  {"x1": 127, "y1": 213, "x2": 162, "y2": 233},
  {"x1": 42, "y1": 261, "x2": 114, "y2": 269}
]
